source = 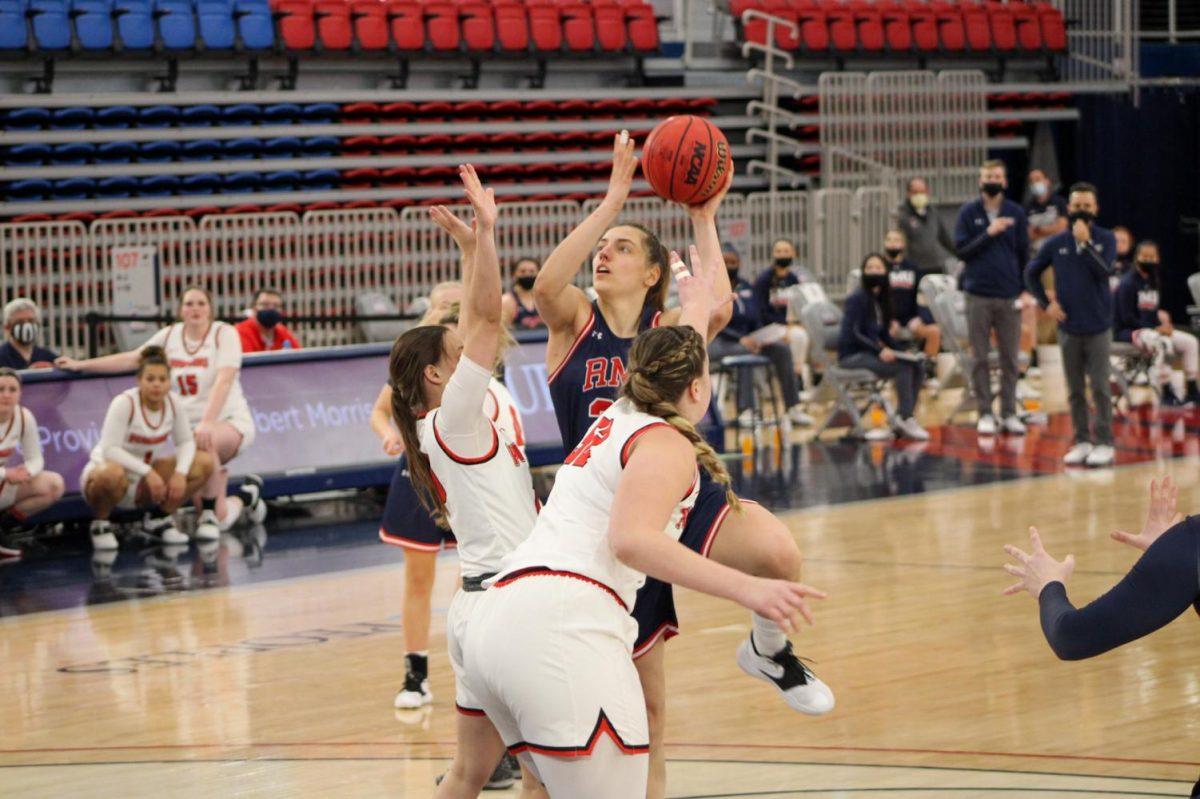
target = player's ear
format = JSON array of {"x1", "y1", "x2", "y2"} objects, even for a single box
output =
[{"x1": 422, "y1": 363, "x2": 441, "y2": 386}]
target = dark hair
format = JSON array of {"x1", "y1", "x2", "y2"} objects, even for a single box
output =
[
  {"x1": 861, "y1": 252, "x2": 893, "y2": 326},
  {"x1": 388, "y1": 325, "x2": 452, "y2": 524},
  {"x1": 510, "y1": 257, "x2": 539, "y2": 274},
  {"x1": 254, "y1": 287, "x2": 283, "y2": 303},
  {"x1": 772, "y1": 237, "x2": 796, "y2": 251},
  {"x1": 622, "y1": 223, "x2": 670, "y2": 312},
  {"x1": 1068, "y1": 182, "x2": 1098, "y2": 199},
  {"x1": 621, "y1": 326, "x2": 738, "y2": 509},
  {"x1": 137, "y1": 345, "x2": 170, "y2": 377},
  {"x1": 0, "y1": 367, "x2": 21, "y2": 386}
]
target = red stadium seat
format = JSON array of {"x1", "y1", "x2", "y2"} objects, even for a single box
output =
[
  {"x1": 1009, "y1": 1, "x2": 1041, "y2": 51},
  {"x1": 342, "y1": 168, "x2": 381, "y2": 187},
  {"x1": 488, "y1": 100, "x2": 524, "y2": 119},
  {"x1": 907, "y1": 1, "x2": 938, "y2": 51},
  {"x1": 265, "y1": 202, "x2": 304, "y2": 213},
  {"x1": 302, "y1": 201, "x2": 341, "y2": 213},
  {"x1": 11, "y1": 214, "x2": 54, "y2": 223},
  {"x1": 594, "y1": 3, "x2": 627, "y2": 51},
  {"x1": 523, "y1": 130, "x2": 559, "y2": 149},
  {"x1": 385, "y1": 0, "x2": 426, "y2": 49},
  {"x1": 382, "y1": 197, "x2": 415, "y2": 211},
  {"x1": 350, "y1": 0, "x2": 389, "y2": 49},
  {"x1": 762, "y1": 0, "x2": 800, "y2": 49},
  {"x1": 98, "y1": 209, "x2": 139, "y2": 220},
  {"x1": 418, "y1": 100, "x2": 454, "y2": 118},
  {"x1": 456, "y1": 0, "x2": 495, "y2": 51},
  {"x1": 226, "y1": 205, "x2": 265, "y2": 214},
  {"x1": 489, "y1": 131, "x2": 524, "y2": 150},
  {"x1": 141, "y1": 208, "x2": 183, "y2": 218},
  {"x1": 314, "y1": 0, "x2": 353, "y2": 49},
  {"x1": 1034, "y1": 1, "x2": 1066, "y2": 51},
  {"x1": 823, "y1": 1, "x2": 856, "y2": 50},
  {"x1": 553, "y1": 130, "x2": 592, "y2": 148},
  {"x1": 452, "y1": 132, "x2": 490, "y2": 151},
  {"x1": 416, "y1": 133, "x2": 452, "y2": 151},
  {"x1": 852, "y1": 1, "x2": 885, "y2": 51},
  {"x1": 380, "y1": 134, "x2": 419, "y2": 153},
  {"x1": 522, "y1": 98, "x2": 559, "y2": 117},
  {"x1": 422, "y1": 0, "x2": 461, "y2": 50},
  {"x1": 557, "y1": 0, "x2": 596, "y2": 51},
  {"x1": 930, "y1": 2, "x2": 965, "y2": 51},
  {"x1": 495, "y1": 3, "x2": 530, "y2": 51},
  {"x1": 624, "y1": 1, "x2": 658, "y2": 52},
  {"x1": 381, "y1": 101, "x2": 418, "y2": 120},
  {"x1": 527, "y1": 3, "x2": 563, "y2": 51},
  {"x1": 985, "y1": 1, "x2": 1015, "y2": 51},
  {"x1": 341, "y1": 101, "x2": 380, "y2": 123},
  {"x1": 557, "y1": 98, "x2": 591, "y2": 118},
  {"x1": 730, "y1": 0, "x2": 767, "y2": 46},
  {"x1": 58, "y1": 211, "x2": 98, "y2": 223},
  {"x1": 381, "y1": 166, "x2": 418, "y2": 184},
  {"x1": 415, "y1": 165, "x2": 456, "y2": 183},
  {"x1": 273, "y1": 0, "x2": 316, "y2": 49},
  {"x1": 342, "y1": 135, "x2": 382, "y2": 156},
  {"x1": 185, "y1": 206, "x2": 223, "y2": 219},
  {"x1": 961, "y1": 1, "x2": 991, "y2": 50},
  {"x1": 790, "y1": 0, "x2": 828, "y2": 51},
  {"x1": 876, "y1": 1, "x2": 910, "y2": 51}
]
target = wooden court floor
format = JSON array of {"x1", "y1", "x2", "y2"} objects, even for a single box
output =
[{"x1": 3, "y1": 459, "x2": 1199, "y2": 798}]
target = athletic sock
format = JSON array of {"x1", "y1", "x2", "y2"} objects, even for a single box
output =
[
  {"x1": 201, "y1": 498, "x2": 216, "y2": 512},
  {"x1": 751, "y1": 613, "x2": 788, "y2": 657}
]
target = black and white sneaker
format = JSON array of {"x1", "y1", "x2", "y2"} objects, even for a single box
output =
[
  {"x1": 394, "y1": 668, "x2": 432, "y2": 709},
  {"x1": 435, "y1": 754, "x2": 517, "y2": 791},
  {"x1": 0, "y1": 532, "x2": 21, "y2": 560},
  {"x1": 736, "y1": 636, "x2": 835, "y2": 715},
  {"x1": 240, "y1": 475, "x2": 268, "y2": 524},
  {"x1": 143, "y1": 513, "x2": 189, "y2": 545}
]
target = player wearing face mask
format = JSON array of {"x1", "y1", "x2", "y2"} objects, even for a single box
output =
[
  {"x1": 0, "y1": 298, "x2": 59, "y2": 371},
  {"x1": 235, "y1": 288, "x2": 301, "y2": 353},
  {"x1": 1024, "y1": 169, "x2": 1069, "y2": 256},
  {"x1": 501, "y1": 257, "x2": 546, "y2": 330},
  {"x1": 898, "y1": 177, "x2": 958, "y2": 274}
]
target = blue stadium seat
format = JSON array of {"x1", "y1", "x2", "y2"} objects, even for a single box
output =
[
  {"x1": 51, "y1": 106, "x2": 94, "y2": 129},
  {"x1": 95, "y1": 105, "x2": 136, "y2": 128},
  {"x1": 221, "y1": 103, "x2": 261, "y2": 126},
  {"x1": 301, "y1": 136, "x2": 338, "y2": 158},
  {"x1": 5, "y1": 108, "x2": 49, "y2": 130},
  {"x1": 263, "y1": 136, "x2": 301, "y2": 158},
  {"x1": 71, "y1": 0, "x2": 115, "y2": 49},
  {"x1": 181, "y1": 139, "x2": 220, "y2": 160},
  {"x1": 197, "y1": 0, "x2": 235, "y2": 48},
  {"x1": 181, "y1": 104, "x2": 219, "y2": 126},
  {"x1": 137, "y1": 140, "x2": 180, "y2": 161},
  {"x1": 301, "y1": 103, "x2": 338, "y2": 124},
  {"x1": 53, "y1": 177, "x2": 96, "y2": 200},
  {"x1": 50, "y1": 142, "x2": 96, "y2": 164},
  {"x1": 0, "y1": 0, "x2": 28, "y2": 50},
  {"x1": 263, "y1": 170, "x2": 300, "y2": 191},
  {"x1": 96, "y1": 141, "x2": 136, "y2": 162},
  {"x1": 113, "y1": 0, "x2": 153, "y2": 48},
  {"x1": 223, "y1": 172, "x2": 261, "y2": 193},
  {"x1": 181, "y1": 173, "x2": 220, "y2": 194},
  {"x1": 138, "y1": 104, "x2": 179, "y2": 127},
  {"x1": 153, "y1": 0, "x2": 195, "y2": 49},
  {"x1": 29, "y1": 0, "x2": 72, "y2": 50},
  {"x1": 222, "y1": 137, "x2": 261, "y2": 159},
  {"x1": 138, "y1": 174, "x2": 179, "y2": 196},
  {"x1": 263, "y1": 103, "x2": 301, "y2": 125},
  {"x1": 7, "y1": 179, "x2": 52, "y2": 201},
  {"x1": 5, "y1": 144, "x2": 50, "y2": 166},
  {"x1": 301, "y1": 168, "x2": 339, "y2": 190},
  {"x1": 233, "y1": 0, "x2": 272, "y2": 48},
  {"x1": 96, "y1": 175, "x2": 136, "y2": 198}
]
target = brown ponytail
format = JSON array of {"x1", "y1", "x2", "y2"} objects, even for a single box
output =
[
  {"x1": 620, "y1": 325, "x2": 739, "y2": 510},
  {"x1": 388, "y1": 325, "x2": 451, "y2": 525}
]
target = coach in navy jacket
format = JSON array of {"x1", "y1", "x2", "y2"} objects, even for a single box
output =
[{"x1": 954, "y1": 160, "x2": 1029, "y2": 435}]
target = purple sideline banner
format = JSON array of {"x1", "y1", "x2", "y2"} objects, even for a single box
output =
[{"x1": 19, "y1": 343, "x2": 563, "y2": 495}]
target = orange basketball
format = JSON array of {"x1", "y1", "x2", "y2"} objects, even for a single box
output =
[{"x1": 641, "y1": 116, "x2": 733, "y2": 204}]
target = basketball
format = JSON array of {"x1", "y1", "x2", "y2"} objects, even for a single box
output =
[{"x1": 641, "y1": 115, "x2": 733, "y2": 204}]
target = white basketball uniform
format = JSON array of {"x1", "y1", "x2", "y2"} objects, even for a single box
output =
[
  {"x1": 419, "y1": 356, "x2": 539, "y2": 712},
  {"x1": 143, "y1": 322, "x2": 256, "y2": 447},
  {"x1": 0, "y1": 406, "x2": 44, "y2": 512},
  {"x1": 484, "y1": 378, "x2": 527, "y2": 455},
  {"x1": 81, "y1": 389, "x2": 197, "y2": 509},
  {"x1": 461, "y1": 398, "x2": 699, "y2": 786}
]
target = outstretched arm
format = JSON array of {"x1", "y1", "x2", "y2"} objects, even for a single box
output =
[{"x1": 660, "y1": 173, "x2": 735, "y2": 340}]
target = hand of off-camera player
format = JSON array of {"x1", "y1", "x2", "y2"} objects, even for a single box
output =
[
  {"x1": 673, "y1": 245, "x2": 733, "y2": 326},
  {"x1": 738, "y1": 576, "x2": 826, "y2": 633},
  {"x1": 1003, "y1": 527, "x2": 1075, "y2": 598},
  {"x1": 1111, "y1": 476, "x2": 1183, "y2": 552},
  {"x1": 604, "y1": 130, "x2": 638, "y2": 209},
  {"x1": 381, "y1": 430, "x2": 405, "y2": 457}
]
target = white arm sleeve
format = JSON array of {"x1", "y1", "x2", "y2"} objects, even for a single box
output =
[
  {"x1": 170, "y1": 398, "x2": 196, "y2": 475},
  {"x1": 20, "y1": 408, "x2": 44, "y2": 477},
  {"x1": 215, "y1": 324, "x2": 243, "y2": 370},
  {"x1": 433, "y1": 356, "x2": 495, "y2": 456},
  {"x1": 100, "y1": 396, "x2": 153, "y2": 476}
]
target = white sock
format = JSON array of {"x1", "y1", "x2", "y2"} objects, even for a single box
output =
[
  {"x1": 751, "y1": 613, "x2": 787, "y2": 657},
  {"x1": 218, "y1": 496, "x2": 244, "y2": 530}
]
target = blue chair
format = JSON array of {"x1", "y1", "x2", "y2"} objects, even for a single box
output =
[
  {"x1": 197, "y1": 0, "x2": 235, "y2": 48},
  {"x1": 5, "y1": 108, "x2": 50, "y2": 130},
  {"x1": 0, "y1": 0, "x2": 27, "y2": 50},
  {"x1": 137, "y1": 175, "x2": 179, "y2": 196},
  {"x1": 70, "y1": 0, "x2": 114, "y2": 49},
  {"x1": 222, "y1": 137, "x2": 261, "y2": 159},
  {"x1": 263, "y1": 170, "x2": 300, "y2": 191},
  {"x1": 136, "y1": 140, "x2": 180, "y2": 162},
  {"x1": 263, "y1": 136, "x2": 301, "y2": 158},
  {"x1": 51, "y1": 106, "x2": 93, "y2": 129},
  {"x1": 95, "y1": 105, "x2": 135, "y2": 128},
  {"x1": 50, "y1": 142, "x2": 96, "y2": 164},
  {"x1": 153, "y1": 0, "x2": 195, "y2": 49},
  {"x1": 233, "y1": 0, "x2": 272, "y2": 49},
  {"x1": 223, "y1": 172, "x2": 261, "y2": 193},
  {"x1": 7, "y1": 179, "x2": 52, "y2": 201},
  {"x1": 180, "y1": 104, "x2": 219, "y2": 126},
  {"x1": 29, "y1": 0, "x2": 71, "y2": 50},
  {"x1": 301, "y1": 103, "x2": 338, "y2": 124},
  {"x1": 221, "y1": 103, "x2": 261, "y2": 126},
  {"x1": 300, "y1": 136, "x2": 338, "y2": 158},
  {"x1": 96, "y1": 175, "x2": 136, "y2": 198},
  {"x1": 53, "y1": 177, "x2": 96, "y2": 200},
  {"x1": 138, "y1": 104, "x2": 179, "y2": 128},
  {"x1": 181, "y1": 173, "x2": 220, "y2": 194},
  {"x1": 5, "y1": 144, "x2": 51, "y2": 166},
  {"x1": 263, "y1": 103, "x2": 301, "y2": 125},
  {"x1": 96, "y1": 141, "x2": 136, "y2": 162},
  {"x1": 301, "y1": 168, "x2": 339, "y2": 190},
  {"x1": 181, "y1": 139, "x2": 220, "y2": 160},
  {"x1": 113, "y1": 0, "x2": 153, "y2": 48}
]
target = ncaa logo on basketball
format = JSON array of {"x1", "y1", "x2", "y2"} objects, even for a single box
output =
[{"x1": 682, "y1": 141, "x2": 708, "y2": 186}]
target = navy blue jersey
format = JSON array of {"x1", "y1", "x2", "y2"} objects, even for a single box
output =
[
  {"x1": 888, "y1": 258, "x2": 923, "y2": 324},
  {"x1": 547, "y1": 301, "x2": 661, "y2": 450},
  {"x1": 509, "y1": 291, "x2": 546, "y2": 330}
]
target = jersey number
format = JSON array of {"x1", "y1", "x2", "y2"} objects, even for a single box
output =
[
  {"x1": 508, "y1": 406, "x2": 526, "y2": 447},
  {"x1": 564, "y1": 416, "x2": 613, "y2": 468},
  {"x1": 507, "y1": 441, "x2": 526, "y2": 467},
  {"x1": 587, "y1": 398, "x2": 613, "y2": 419},
  {"x1": 176, "y1": 374, "x2": 199, "y2": 396}
]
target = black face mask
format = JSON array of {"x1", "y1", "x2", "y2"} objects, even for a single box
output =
[
  {"x1": 1067, "y1": 211, "x2": 1096, "y2": 226},
  {"x1": 1137, "y1": 260, "x2": 1158, "y2": 274},
  {"x1": 255, "y1": 308, "x2": 282, "y2": 329},
  {"x1": 773, "y1": 257, "x2": 793, "y2": 270},
  {"x1": 726, "y1": 270, "x2": 739, "y2": 284},
  {"x1": 515, "y1": 276, "x2": 536, "y2": 291},
  {"x1": 980, "y1": 182, "x2": 1004, "y2": 198},
  {"x1": 862, "y1": 273, "x2": 889, "y2": 293},
  {"x1": 10, "y1": 321, "x2": 38, "y2": 345},
  {"x1": 884, "y1": 247, "x2": 904, "y2": 260}
]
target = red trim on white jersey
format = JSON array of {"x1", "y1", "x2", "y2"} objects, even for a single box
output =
[
  {"x1": 546, "y1": 307, "x2": 596, "y2": 384},
  {"x1": 485, "y1": 388, "x2": 500, "y2": 422},
  {"x1": 618, "y1": 421, "x2": 672, "y2": 468},
  {"x1": 507, "y1": 710, "x2": 649, "y2": 759},
  {"x1": 455, "y1": 704, "x2": 487, "y2": 717},
  {"x1": 494, "y1": 567, "x2": 628, "y2": 612},
  {"x1": 378, "y1": 528, "x2": 456, "y2": 551},
  {"x1": 433, "y1": 418, "x2": 499, "y2": 465},
  {"x1": 632, "y1": 621, "x2": 679, "y2": 660},
  {"x1": 650, "y1": 310, "x2": 662, "y2": 328}
]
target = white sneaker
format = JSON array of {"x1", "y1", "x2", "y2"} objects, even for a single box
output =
[
  {"x1": 924, "y1": 376, "x2": 941, "y2": 390},
  {"x1": 394, "y1": 678, "x2": 432, "y2": 709},
  {"x1": 1085, "y1": 444, "x2": 1115, "y2": 467},
  {"x1": 895, "y1": 417, "x2": 930, "y2": 441},
  {"x1": 1016, "y1": 380, "x2": 1041, "y2": 400},
  {"x1": 90, "y1": 521, "x2": 118, "y2": 551},
  {"x1": 976, "y1": 414, "x2": 997, "y2": 436},
  {"x1": 1000, "y1": 415, "x2": 1027, "y2": 435},
  {"x1": 143, "y1": 514, "x2": 188, "y2": 545},
  {"x1": 737, "y1": 409, "x2": 756, "y2": 428},
  {"x1": 195, "y1": 510, "x2": 221, "y2": 541},
  {"x1": 1062, "y1": 442, "x2": 1093, "y2": 465},
  {"x1": 787, "y1": 405, "x2": 814, "y2": 426},
  {"x1": 736, "y1": 636, "x2": 834, "y2": 715},
  {"x1": 242, "y1": 475, "x2": 268, "y2": 524},
  {"x1": 864, "y1": 426, "x2": 894, "y2": 441}
]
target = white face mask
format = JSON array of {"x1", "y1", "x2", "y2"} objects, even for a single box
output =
[
  {"x1": 1031, "y1": 181, "x2": 1048, "y2": 198},
  {"x1": 910, "y1": 193, "x2": 930, "y2": 211}
]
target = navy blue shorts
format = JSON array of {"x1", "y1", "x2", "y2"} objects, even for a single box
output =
[
  {"x1": 630, "y1": 473, "x2": 733, "y2": 658},
  {"x1": 379, "y1": 456, "x2": 455, "y2": 552}
]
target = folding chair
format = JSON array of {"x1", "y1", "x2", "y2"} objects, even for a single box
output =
[
  {"x1": 800, "y1": 300, "x2": 895, "y2": 439},
  {"x1": 1110, "y1": 341, "x2": 1157, "y2": 412}
]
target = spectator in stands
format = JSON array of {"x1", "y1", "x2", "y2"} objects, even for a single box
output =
[
  {"x1": 0, "y1": 368, "x2": 65, "y2": 560},
  {"x1": 709, "y1": 250, "x2": 813, "y2": 427},
  {"x1": 955, "y1": 159, "x2": 1030, "y2": 437},
  {"x1": 884, "y1": 229, "x2": 941, "y2": 369},
  {"x1": 1025, "y1": 182, "x2": 1117, "y2": 467},
  {"x1": 1111, "y1": 226, "x2": 1135, "y2": 290},
  {"x1": 501, "y1": 257, "x2": 546, "y2": 330},
  {"x1": 838, "y1": 254, "x2": 929, "y2": 441},
  {"x1": 752, "y1": 238, "x2": 812, "y2": 390},
  {"x1": 1025, "y1": 169, "x2": 1068, "y2": 256},
  {"x1": 236, "y1": 288, "x2": 301, "y2": 354},
  {"x1": 898, "y1": 177, "x2": 957, "y2": 274},
  {"x1": 0, "y1": 299, "x2": 59, "y2": 370},
  {"x1": 1113, "y1": 240, "x2": 1200, "y2": 407}
]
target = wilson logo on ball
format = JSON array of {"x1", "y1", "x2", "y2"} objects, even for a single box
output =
[{"x1": 641, "y1": 115, "x2": 733, "y2": 204}]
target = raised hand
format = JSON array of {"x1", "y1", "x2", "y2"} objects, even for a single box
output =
[
  {"x1": 1112, "y1": 476, "x2": 1183, "y2": 552},
  {"x1": 604, "y1": 130, "x2": 638, "y2": 209},
  {"x1": 458, "y1": 163, "x2": 497, "y2": 232},
  {"x1": 685, "y1": 169, "x2": 733, "y2": 221},
  {"x1": 1003, "y1": 527, "x2": 1075, "y2": 598},
  {"x1": 428, "y1": 204, "x2": 476, "y2": 254}
]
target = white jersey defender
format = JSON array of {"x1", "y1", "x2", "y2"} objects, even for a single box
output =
[{"x1": 0, "y1": 406, "x2": 44, "y2": 511}]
